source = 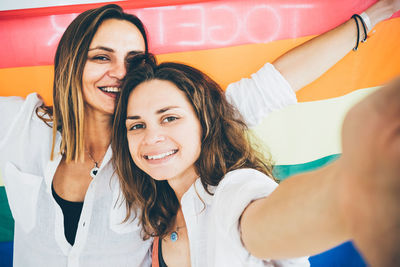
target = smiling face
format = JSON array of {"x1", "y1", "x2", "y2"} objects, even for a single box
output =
[
  {"x1": 125, "y1": 79, "x2": 202, "y2": 187},
  {"x1": 82, "y1": 18, "x2": 146, "y2": 115}
]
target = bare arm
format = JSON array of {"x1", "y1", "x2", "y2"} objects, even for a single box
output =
[
  {"x1": 240, "y1": 77, "x2": 400, "y2": 265},
  {"x1": 240, "y1": 159, "x2": 349, "y2": 259},
  {"x1": 273, "y1": 0, "x2": 400, "y2": 92}
]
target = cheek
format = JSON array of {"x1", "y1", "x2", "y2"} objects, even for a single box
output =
[
  {"x1": 127, "y1": 135, "x2": 140, "y2": 163},
  {"x1": 82, "y1": 63, "x2": 92, "y2": 84},
  {"x1": 185, "y1": 123, "x2": 202, "y2": 160},
  {"x1": 81, "y1": 67, "x2": 95, "y2": 97},
  {"x1": 82, "y1": 62, "x2": 105, "y2": 86}
]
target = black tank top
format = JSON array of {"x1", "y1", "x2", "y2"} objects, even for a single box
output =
[{"x1": 51, "y1": 184, "x2": 83, "y2": 246}]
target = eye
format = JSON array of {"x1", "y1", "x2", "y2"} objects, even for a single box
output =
[
  {"x1": 128, "y1": 123, "x2": 145, "y2": 131},
  {"x1": 90, "y1": 55, "x2": 110, "y2": 62},
  {"x1": 162, "y1": 116, "x2": 178, "y2": 123}
]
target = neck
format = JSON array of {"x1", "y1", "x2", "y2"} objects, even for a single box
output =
[
  {"x1": 168, "y1": 169, "x2": 198, "y2": 202},
  {"x1": 84, "y1": 107, "x2": 112, "y2": 161},
  {"x1": 174, "y1": 208, "x2": 186, "y2": 228}
]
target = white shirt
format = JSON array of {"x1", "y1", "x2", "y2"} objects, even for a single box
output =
[
  {"x1": 1, "y1": 95, "x2": 152, "y2": 267},
  {"x1": 225, "y1": 63, "x2": 297, "y2": 127},
  {"x1": 182, "y1": 169, "x2": 309, "y2": 267},
  {"x1": 0, "y1": 62, "x2": 296, "y2": 266}
]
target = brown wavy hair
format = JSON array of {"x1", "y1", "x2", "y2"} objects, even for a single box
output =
[
  {"x1": 112, "y1": 53, "x2": 275, "y2": 239},
  {"x1": 37, "y1": 4, "x2": 148, "y2": 162}
]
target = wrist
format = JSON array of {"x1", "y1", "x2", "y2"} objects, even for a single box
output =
[{"x1": 360, "y1": 12, "x2": 372, "y2": 32}]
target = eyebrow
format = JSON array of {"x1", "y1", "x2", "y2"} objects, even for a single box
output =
[
  {"x1": 88, "y1": 46, "x2": 114, "y2": 52},
  {"x1": 126, "y1": 106, "x2": 180, "y2": 121},
  {"x1": 88, "y1": 47, "x2": 144, "y2": 55}
]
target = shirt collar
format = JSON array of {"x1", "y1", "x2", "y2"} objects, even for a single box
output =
[{"x1": 181, "y1": 178, "x2": 215, "y2": 207}]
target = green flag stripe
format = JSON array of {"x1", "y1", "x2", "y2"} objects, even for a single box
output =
[
  {"x1": 0, "y1": 186, "x2": 14, "y2": 242},
  {"x1": 0, "y1": 153, "x2": 340, "y2": 242},
  {"x1": 273, "y1": 154, "x2": 340, "y2": 180}
]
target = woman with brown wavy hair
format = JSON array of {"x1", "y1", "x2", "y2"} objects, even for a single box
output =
[
  {"x1": 112, "y1": 54, "x2": 292, "y2": 266},
  {"x1": 113, "y1": 54, "x2": 400, "y2": 267}
]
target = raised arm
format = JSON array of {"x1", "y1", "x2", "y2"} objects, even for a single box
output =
[
  {"x1": 225, "y1": 0, "x2": 399, "y2": 127},
  {"x1": 240, "y1": 77, "x2": 400, "y2": 265},
  {"x1": 0, "y1": 96, "x2": 26, "y2": 140},
  {"x1": 273, "y1": 0, "x2": 400, "y2": 92}
]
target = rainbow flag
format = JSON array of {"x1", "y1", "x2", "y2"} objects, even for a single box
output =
[{"x1": 1, "y1": 1, "x2": 399, "y2": 266}]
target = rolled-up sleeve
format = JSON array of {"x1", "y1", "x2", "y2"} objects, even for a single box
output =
[
  {"x1": 0, "y1": 93, "x2": 43, "y2": 172},
  {"x1": 225, "y1": 63, "x2": 297, "y2": 127},
  {"x1": 0, "y1": 96, "x2": 26, "y2": 140}
]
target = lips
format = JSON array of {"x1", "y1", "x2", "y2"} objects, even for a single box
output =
[
  {"x1": 144, "y1": 149, "x2": 178, "y2": 160},
  {"x1": 99, "y1": 86, "x2": 121, "y2": 93},
  {"x1": 98, "y1": 86, "x2": 120, "y2": 99}
]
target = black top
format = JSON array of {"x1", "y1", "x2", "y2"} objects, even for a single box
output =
[
  {"x1": 158, "y1": 237, "x2": 168, "y2": 267},
  {"x1": 51, "y1": 184, "x2": 84, "y2": 246}
]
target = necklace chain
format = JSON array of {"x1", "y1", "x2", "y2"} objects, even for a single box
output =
[
  {"x1": 86, "y1": 149, "x2": 106, "y2": 178},
  {"x1": 86, "y1": 150, "x2": 98, "y2": 167}
]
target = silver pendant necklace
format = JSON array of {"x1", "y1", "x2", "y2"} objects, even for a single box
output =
[
  {"x1": 170, "y1": 225, "x2": 186, "y2": 242},
  {"x1": 89, "y1": 162, "x2": 99, "y2": 178},
  {"x1": 86, "y1": 150, "x2": 100, "y2": 178}
]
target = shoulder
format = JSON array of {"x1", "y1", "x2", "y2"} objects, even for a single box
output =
[
  {"x1": 216, "y1": 168, "x2": 278, "y2": 195},
  {"x1": 212, "y1": 168, "x2": 278, "y2": 218},
  {"x1": 209, "y1": 169, "x2": 278, "y2": 244}
]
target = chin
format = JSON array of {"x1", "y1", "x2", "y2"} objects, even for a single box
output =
[
  {"x1": 145, "y1": 170, "x2": 174, "y2": 182},
  {"x1": 149, "y1": 174, "x2": 169, "y2": 181},
  {"x1": 101, "y1": 104, "x2": 116, "y2": 115}
]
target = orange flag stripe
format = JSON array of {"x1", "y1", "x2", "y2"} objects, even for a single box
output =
[{"x1": 1, "y1": 18, "x2": 399, "y2": 104}]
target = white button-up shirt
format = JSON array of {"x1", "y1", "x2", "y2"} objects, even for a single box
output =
[
  {"x1": 181, "y1": 169, "x2": 309, "y2": 266},
  {"x1": 0, "y1": 62, "x2": 296, "y2": 266},
  {"x1": 0, "y1": 94, "x2": 152, "y2": 267}
]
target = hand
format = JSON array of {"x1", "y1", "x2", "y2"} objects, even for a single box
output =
[
  {"x1": 340, "y1": 77, "x2": 400, "y2": 267},
  {"x1": 384, "y1": 0, "x2": 400, "y2": 12},
  {"x1": 366, "y1": 0, "x2": 400, "y2": 29}
]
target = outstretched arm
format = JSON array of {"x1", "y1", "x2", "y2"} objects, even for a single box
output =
[
  {"x1": 240, "y1": 77, "x2": 400, "y2": 265},
  {"x1": 273, "y1": 0, "x2": 400, "y2": 92},
  {"x1": 240, "y1": 159, "x2": 348, "y2": 259}
]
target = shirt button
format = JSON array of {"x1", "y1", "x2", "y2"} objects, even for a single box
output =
[{"x1": 83, "y1": 222, "x2": 86, "y2": 227}]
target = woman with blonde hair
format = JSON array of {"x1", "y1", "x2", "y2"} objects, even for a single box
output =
[{"x1": 0, "y1": 5, "x2": 152, "y2": 266}]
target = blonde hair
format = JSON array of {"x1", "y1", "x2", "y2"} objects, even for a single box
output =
[{"x1": 37, "y1": 4, "x2": 148, "y2": 162}]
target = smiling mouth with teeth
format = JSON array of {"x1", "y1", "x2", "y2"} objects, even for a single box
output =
[
  {"x1": 144, "y1": 149, "x2": 178, "y2": 160},
  {"x1": 99, "y1": 86, "x2": 121, "y2": 93}
]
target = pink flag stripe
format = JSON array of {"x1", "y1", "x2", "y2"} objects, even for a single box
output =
[{"x1": 0, "y1": 0, "x2": 398, "y2": 68}]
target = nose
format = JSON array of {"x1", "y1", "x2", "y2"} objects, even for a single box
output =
[
  {"x1": 143, "y1": 126, "x2": 165, "y2": 145},
  {"x1": 109, "y1": 60, "x2": 126, "y2": 80}
]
